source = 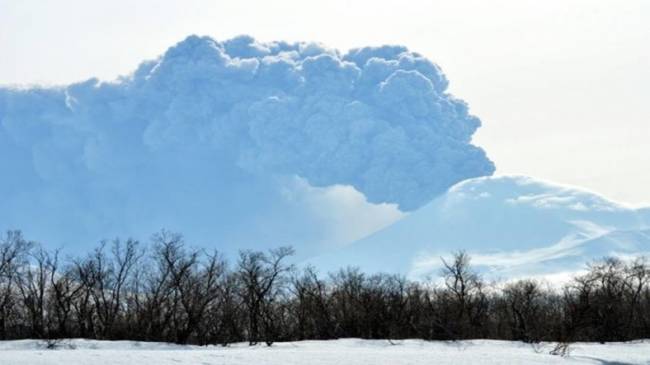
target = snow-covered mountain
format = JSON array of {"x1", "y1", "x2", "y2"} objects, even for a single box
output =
[{"x1": 313, "y1": 175, "x2": 650, "y2": 279}]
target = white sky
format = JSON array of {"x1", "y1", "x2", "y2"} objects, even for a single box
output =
[{"x1": 1, "y1": 0, "x2": 649, "y2": 206}]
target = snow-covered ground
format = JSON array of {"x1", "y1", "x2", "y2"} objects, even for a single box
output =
[{"x1": 1, "y1": 338, "x2": 649, "y2": 365}]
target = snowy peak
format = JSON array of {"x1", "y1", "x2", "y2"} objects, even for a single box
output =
[
  {"x1": 448, "y1": 175, "x2": 628, "y2": 213},
  {"x1": 314, "y1": 175, "x2": 649, "y2": 279}
]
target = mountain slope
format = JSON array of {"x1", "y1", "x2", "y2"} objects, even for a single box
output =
[{"x1": 313, "y1": 175, "x2": 650, "y2": 279}]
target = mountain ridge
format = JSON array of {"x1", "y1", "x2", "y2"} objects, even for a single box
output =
[{"x1": 311, "y1": 175, "x2": 650, "y2": 279}]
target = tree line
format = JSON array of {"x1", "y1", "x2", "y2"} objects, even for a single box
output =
[{"x1": 0, "y1": 230, "x2": 649, "y2": 345}]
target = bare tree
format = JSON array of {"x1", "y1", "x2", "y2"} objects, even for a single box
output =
[
  {"x1": 154, "y1": 233, "x2": 226, "y2": 344},
  {"x1": 16, "y1": 246, "x2": 50, "y2": 338},
  {"x1": 73, "y1": 239, "x2": 141, "y2": 339},
  {"x1": 0, "y1": 231, "x2": 31, "y2": 339},
  {"x1": 0, "y1": 229, "x2": 649, "y2": 345},
  {"x1": 501, "y1": 280, "x2": 545, "y2": 343},
  {"x1": 291, "y1": 266, "x2": 332, "y2": 340},
  {"x1": 624, "y1": 257, "x2": 650, "y2": 338},
  {"x1": 238, "y1": 246, "x2": 294, "y2": 346},
  {"x1": 48, "y1": 250, "x2": 83, "y2": 338},
  {"x1": 205, "y1": 272, "x2": 244, "y2": 346},
  {"x1": 439, "y1": 251, "x2": 488, "y2": 339}
]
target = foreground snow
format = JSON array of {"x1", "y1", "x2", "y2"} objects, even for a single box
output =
[{"x1": 1, "y1": 338, "x2": 649, "y2": 365}]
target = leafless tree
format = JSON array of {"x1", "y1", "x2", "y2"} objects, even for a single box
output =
[
  {"x1": 1, "y1": 230, "x2": 649, "y2": 345},
  {"x1": 48, "y1": 250, "x2": 83, "y2": 338},
  {"x1": 16, "y1": 246, "x2": 51, "y2": 338},
  {"x1": 439, "y1": 251, "x2": 488, "y2": 339},
  {"x1": 291, "y1": 266, "x2": 332, "y2": 340},
  {"x1": 238, "y1": 246, "x2": 294, "y2": 346},
  {"x1": 501, "y1": 280, "x2": 546, "y2": 343},
  {"x1": 74, "y1": 239, "x2": 142, "y2": 339},
  {"x1": 0, "y1": 231, "x2": 31, "y2": 339},
  {"x1": 154, "y1": 233, "x2": 226, "y2": 344}
]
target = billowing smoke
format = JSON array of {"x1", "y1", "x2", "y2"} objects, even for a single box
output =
[{"x1": 0, "y1": 35, "x2": 493, "y2": 252}]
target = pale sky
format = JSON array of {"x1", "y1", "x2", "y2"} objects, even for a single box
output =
[{"x1": 1, "y1": 0, "x2": 649, "y2": 206}]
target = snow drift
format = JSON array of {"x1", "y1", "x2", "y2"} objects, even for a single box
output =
[
  {"x1": 2, "y1": 338, "x2": 650, "y2": 365},
  {"x1": 0, "y1": 35, "x2": 493, "y2": 252}
]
